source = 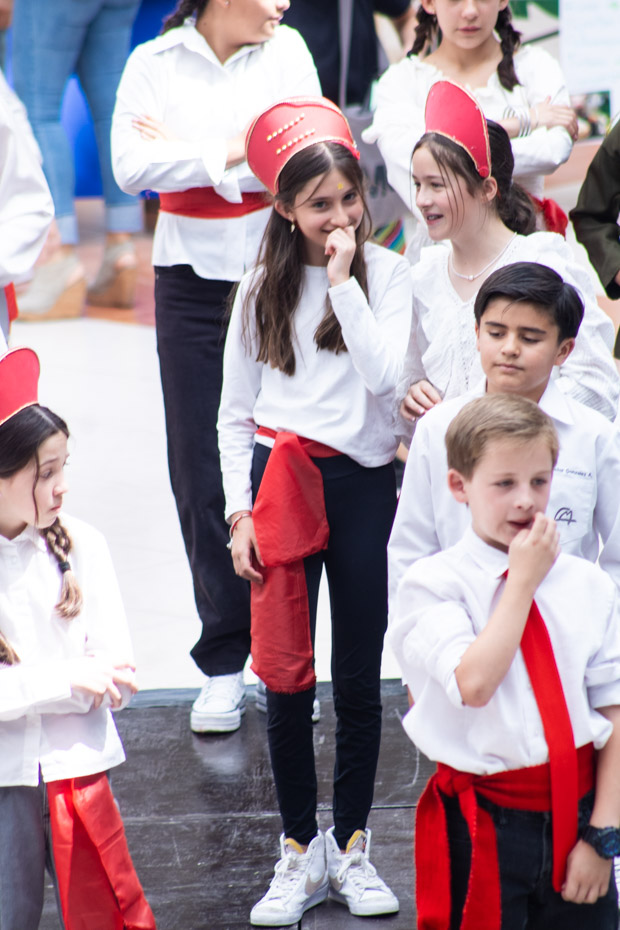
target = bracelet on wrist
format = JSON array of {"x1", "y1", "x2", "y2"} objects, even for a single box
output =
[{"x1": 226, "y1": 511, "x2": 252, "y2": 550}]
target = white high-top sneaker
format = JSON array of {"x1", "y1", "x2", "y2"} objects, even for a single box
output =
[
  {"x1": 250, "y1": 832, "x2": 328, "y2": 926},
  {"x1": 326, "y1": 826, "x2": 399, "y2": 916}
]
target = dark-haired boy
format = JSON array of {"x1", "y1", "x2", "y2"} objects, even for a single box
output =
[
  {"x1": 390, "y1": 393, "x2": 620, "y2": 928},
  {"x1": 389, "y1": 261, "x2": 620, "y2": 611}
]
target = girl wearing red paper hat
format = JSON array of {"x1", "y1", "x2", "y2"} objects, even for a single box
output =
[
  {"x1": 112, "y1": 1, "x2": 320, "y2": 736},
  {"x1": 396, "y1": 80, "x2": 619, "y2": 438},
  {"x1": 0, "y1": 348, "x2": 156, "y2": 930},
  {"x1": 218, "y1": 96, "x2": 411, "y2": 925},
  {"x1": 365, "y1": 0, "x2": 577, "y2": 258}
]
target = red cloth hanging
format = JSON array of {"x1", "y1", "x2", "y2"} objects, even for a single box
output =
[
  {"x1": 4, "y1": 283, "x2": 18, "y2": 322},
  {"x1": 415, "y1": 586, "x2": 592, "y2": 930},
  {"x1": 47, "y1": 772, "x2": 157, "y2": 930},
  {"x1": 531, "y1": 195, "x2": 569, "y2": 237},
  {"x1": 250, "y1": 428, "x2": 340, "y2": 693}
]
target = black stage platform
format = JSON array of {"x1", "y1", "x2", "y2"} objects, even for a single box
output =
[{"x1": 41, "y1": 683, "x2": 434, "y2": 929}]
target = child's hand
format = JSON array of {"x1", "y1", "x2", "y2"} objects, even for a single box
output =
[
  {"x1": 68, "y1": 657, "x2": 136, "y2": 709},
  {"x1": 132, "y1": 114, "x2": 177, "y2": 142},
  {"x1": 535, "y1": 97, "x2": 578, "y2": 141},
  {"x1": 507, "y1": 512, "x2": 560, "y2": 594},
  {"x1": 400, "y1": 380, "x2": 442, "y2": 420},
  {"x1": 562, "y1": 839, "x2": 612, "y2": 904},
  {"x1": 230, "y1": 516, "x2": 264, "y2": 585},
  {"x1": 325, "y1": 226, "x2": 356, "y2": 287}
]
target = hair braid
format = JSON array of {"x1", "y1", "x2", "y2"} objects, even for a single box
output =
[
  {"x1": 410, "y1": 7, "x2": 437, "y2": 56},
  {"x1": 161, "y1": 0, "x2": 209, "y2": 33},
  {"x1": 40, "y1": 519, "x2": 83, "y2": 619},
  {"x1": 496, "y1": 7, "x2": 521, "y2": 91},
  {"x1": 0, "y1": 633, "x2": 18, "y2": 666}
]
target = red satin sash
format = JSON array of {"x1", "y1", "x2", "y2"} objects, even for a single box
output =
[
  {"x1": 47, "y1": 773, "x2": 157, "y2": 929},
  {"x1": 250, "y1": 427, "x2": 340, "y2": 693},
  {"x1": 530, "y1": 195, "x2": 569, "y2": 236},
  {"x1": 159, "y1": 187, "x2": 269, "y2": 219}
]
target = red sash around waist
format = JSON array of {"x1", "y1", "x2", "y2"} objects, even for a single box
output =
[
  {"x1": 250, "y1": 427, "x2": 341, "y2": 693},
  {"x1": 416, "y1": 742, "x2": 595, "y2": 930},
  {"x1": 158, "y1": 187, "x2": 270, "y2": 219},
  {"x1": 47, "y1": 772, "x2": 157, "y2": 929}
]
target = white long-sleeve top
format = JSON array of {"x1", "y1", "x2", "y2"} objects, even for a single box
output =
[
  {"x1": 218, "y1": 243, "x2": 412, "y2": 517},
  {"x1": 111, "y1": 19, "x2": 320, "y2": 281},
  {"x1": 399, "y1": 232, "x2": 620, "y2": 430},
  {"x1": 388, "y1": 378, "x2": 620, "y2": 617},
  {"x1": 389, "y1": 527, "x2": 620, "y2": 774},
  {"x1": 363, "y1": 43, "x2": 572, "y2": 211},
  {"x1": 0, "y1": 515, "x2": 134, "y2": 787}
]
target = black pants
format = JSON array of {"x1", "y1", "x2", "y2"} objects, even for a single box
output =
[
  {"x1": 155, "y1": 265, "x2": 251, "y2": 676},
  {"x1": 252, "y1": 443, "x2": 397, "y2": 848}
]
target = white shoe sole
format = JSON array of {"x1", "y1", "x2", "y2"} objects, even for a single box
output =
[
  {"x1": 190, "y1": 701, "x2": 246, "y2": 734},
  {"x1": 250, "y1": 883, "x2": 328, "y2": 926}
]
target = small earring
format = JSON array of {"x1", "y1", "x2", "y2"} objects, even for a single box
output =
[{"x1": 290, "y1": 222, "x2": 296, "y2": 234}]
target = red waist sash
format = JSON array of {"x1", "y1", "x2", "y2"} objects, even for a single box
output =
[
  {"x1": 530, "y1": 195, "x2": 569, "y2": 237},
  {"x1": 250, "y1": 427, "x2": 341, "y2": 693},
  {"x1": 158, "y1": 187, "x2": 270, "y2": 219},
  {"x1": 415, "y1": 742, "x2": 595, "y2": 930},
  {"x1": 47, "y1": 772, "x2": 157, "y2": 929}
]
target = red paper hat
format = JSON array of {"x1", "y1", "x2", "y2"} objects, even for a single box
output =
[
  {"x1": 246, "y1": 96, "x2": 359, "y2": 195},
  {"x1": 0, "y1": 347, "x2": 40, "y2": 426},
  {"x1": 424, "y1": 80, "x2": 491, "y2": 178}
]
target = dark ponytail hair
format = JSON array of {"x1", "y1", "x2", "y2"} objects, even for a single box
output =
[
  {"x1": 410, "y1": 3, "x2": 522, "y2": 92},
  {"x1": 413, "y1": 119, "x2": 536, "y2": 235},
  {"x1": 242, "y1": 142, "x2": 372, "y2": 376},
  {"x1": 474, "y1": 261, "x2": 584, "y2": 340},
  {"x1": 0, "y1": 406, "x2": 82, "y2": 664},
  {"x1": 161, "y1": 0, "x2": 209, "y2": 33}
]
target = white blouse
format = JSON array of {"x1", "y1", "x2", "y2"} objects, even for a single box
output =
[
  {"x1": 112, "y1": 19, "x2": 320, "y2": 281},
  {"x1": 364, "y1": 43, "x2": 573, "y2": 211},
  {"x1": 218, "y1": 243, "x2": 412, "y2": 517},
  {"x1": 401, "y1": 232, "x2": 620, "y2": 425},
  {"x1": 0, "y1": 515, "x2": 134, "y2": 787},
  {"x1": 390, "y1": 527, "x2": 620, "y2": 774}
]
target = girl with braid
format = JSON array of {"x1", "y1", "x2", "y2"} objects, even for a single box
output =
[
  {"x1": 112, "y1": 0, "x2": 319, "y2": 735},
  {"x1": 0, "y1": 348, "x2": 156, "y2": 930},
  {"x1": 364, "y1": 0, "x2": 578, "y2": 258}
]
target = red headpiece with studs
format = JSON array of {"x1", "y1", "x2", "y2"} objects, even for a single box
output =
[
  {"x1": 424, "y1": 80, "x2": 491, "y2": 178},
  {"x1": 0, "y1": 347, "x2": 40, "y2": 427},
  {"x1": 246, "y1": 96, "x2": 359, "y2": 195}
]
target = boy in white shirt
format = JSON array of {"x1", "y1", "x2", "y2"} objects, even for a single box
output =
[
  {"x1": 390, "y1": 394, "x2": 620, "y2": 928},
  {"x1": 388, "y1": 261, "x2": 620, "y2": 612}
]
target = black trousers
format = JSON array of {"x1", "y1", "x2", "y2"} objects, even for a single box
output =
[
  {"x1": 252, "y1": 442, "x2": 397, "y2": 848},
  {"x1": 154, "y1": 265, "x2": 251, "y2": 676}
]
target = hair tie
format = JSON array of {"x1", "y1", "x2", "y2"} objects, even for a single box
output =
[{"x1": 59, "y1": 560, "x2": 71, "y2": 574}]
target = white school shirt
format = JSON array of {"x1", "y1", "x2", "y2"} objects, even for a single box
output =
[
  {"x1": 363, "y1": 44, "x2": 572, "y2": 212},
  {"x1": 218, "y1": 243, "x2": 412, "y2": 517},
  {"x1": 111, "y1": 19, "x2": 320, "y2": 282},
  {"x1": 400, "y1": 232, "x2": 620, "y2": 425},
  {"x1": 0, "y1": 515, "x2": 133, "y2": 787},
  {"x1": 388, "y1": 378, "x2": 620, "y2": 617},
  {"x1": 389, "y1": 526, "x2": 620, "y2": 774}
]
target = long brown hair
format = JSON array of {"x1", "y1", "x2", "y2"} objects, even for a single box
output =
[
  {"x1": 411, "y1": 5, "x2": 521, "y2": 92},
  {"x1": 161, "y1": 0, "x2": 209, "y2": 33},
  {"x1": 242, "y1": 142, "x2": 372, "y2": 376}
]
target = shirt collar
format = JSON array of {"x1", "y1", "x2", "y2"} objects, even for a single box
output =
[
  {"x1": 155, "y1": 17, "x2": 265, "y2": 67},
  {"x1": 459, "y1": 525, "x2": 509, "y2": 579},
  {"x1": 538, "y1": 377, "x2": 574, "y2": 426},
  {"x1": 0, "y1": 524, "x2": 47, "y2": 552}
]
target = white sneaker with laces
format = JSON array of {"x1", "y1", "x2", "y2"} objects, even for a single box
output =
[
  {"x1": 255, "y1": 679, "x2": 321, "y2": 722},
  {"x1": 190, "y1": 672, "x2": 246, "y2": 733},
  {"x1": 250, "y1": 832, "x2": 328, "y2": 926},
  {"x1": 325, "y1": 826, "x2": 399, "y2": 916}
]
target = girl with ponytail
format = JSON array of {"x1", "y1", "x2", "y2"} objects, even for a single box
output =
[
  {"x1": 0, "y1": 348, "x2": 156, "y2": 929},
  {"x1": 364, "y1": 0, "x2": 578, "y2": 252},
  {"x1": 397, "y1": 82, "x2": 619, "y2": 431}
]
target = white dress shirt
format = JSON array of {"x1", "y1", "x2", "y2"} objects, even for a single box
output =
[
  {"x1": 390, "y1": 526, "x2": 620, "y2": 774},
  {"x1": 0, "y1": 515, "x2": 134, "y2": 787},
  {"x1": 364, "y1": 44, "x2": 572, "y2": 211},
  {"x1": 112, "y1": 19, "x2": 320, "y2": 282},
  {"x1": 388, "y1": 378, "x2": 620, "y2": 616},
  {"x1": 400, "y1": 232, "x2": 620, "y2": 426},
  {"x1": 218, "y1": 243, "x2": 412, "y2": 517}
]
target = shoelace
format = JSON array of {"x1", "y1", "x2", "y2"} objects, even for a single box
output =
[
  {"x1": 336, "y1": 851, "x2": 384, "y2": 890},
  {"x1": 264, "y1": 850, "x2": 306, "y2": 899},
  {"x1": 196, "y1": 677, "x2": 241, "y2": 705}
]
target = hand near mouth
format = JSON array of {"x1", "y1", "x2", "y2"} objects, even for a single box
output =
[
  {"x1": 508, "y1": 512, "x2": 560, "y2": 594},
  {"x1": 325, "y1": 226, "x2": 356, "y2": 287}
]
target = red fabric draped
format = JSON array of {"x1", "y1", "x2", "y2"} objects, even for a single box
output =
[
  {"x1": 47, "y1": 773, "x2": 157, "y2": 930},
  {"x1": 250, "y1": 428, "x2": 340, "y2": 693},
  {"x1": 415, "y1": 584, "x2": 592, "y2": 930},
  {"x1": 531, "y1": 195, "x2": 569, "y2": 236},
  {"x1": 158, "y1": 188, "x2": 269, "y2": 219},
  {"x1": 4, "y1": 283, "x2": 17, "y2": 322}
]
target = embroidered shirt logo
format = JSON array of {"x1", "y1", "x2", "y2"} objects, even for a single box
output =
[{"x1": 554, "y1": 507, "x2": 576, "y2": 526}]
